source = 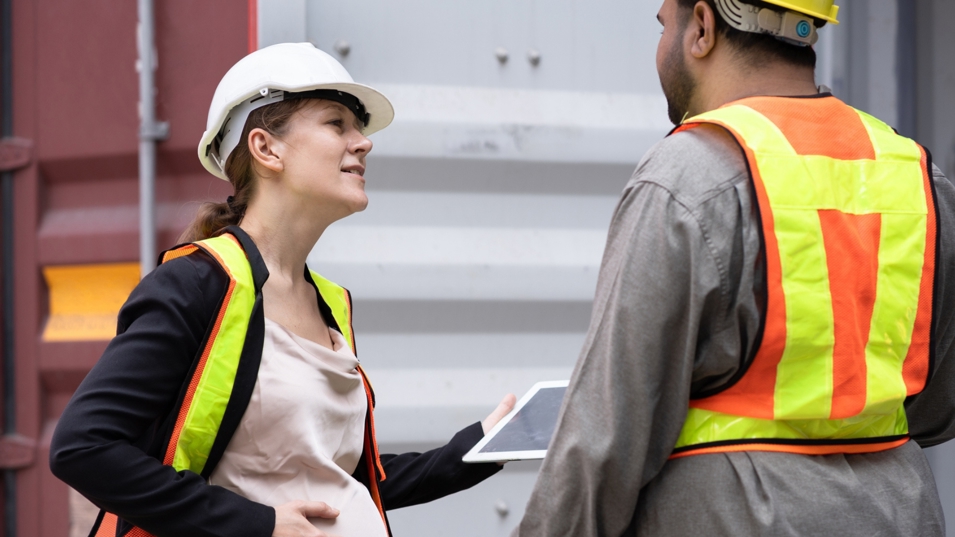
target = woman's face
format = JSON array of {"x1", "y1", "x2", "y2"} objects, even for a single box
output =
[{"x1": 276, "y1": 99, "x2": 373, "y2": 221}]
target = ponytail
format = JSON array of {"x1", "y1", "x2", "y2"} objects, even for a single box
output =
[
  {"x1": 177, "y1": 197, "x2": 247, "y2": 244},
  {"x1": 179, "y1": 97, "x2": 312, "y2": 243}
]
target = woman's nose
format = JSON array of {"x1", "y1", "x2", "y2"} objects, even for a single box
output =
[{"x1": 351, "y1": 132, "x2": 373, "y2": 155}]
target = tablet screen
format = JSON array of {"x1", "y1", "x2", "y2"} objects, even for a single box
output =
[{"x1": 477, "y1": 386, "x2": 567, "y2": 453}]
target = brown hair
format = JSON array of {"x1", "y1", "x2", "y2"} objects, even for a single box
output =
[{"x1": 179, "y1": 98, "x2": 312, "y2": 243}]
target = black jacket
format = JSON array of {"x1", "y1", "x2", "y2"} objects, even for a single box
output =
[{"x1": 49, "y1": 227, "x2": 501, "y2": 537}]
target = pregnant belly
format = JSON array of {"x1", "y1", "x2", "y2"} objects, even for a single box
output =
[{"x1": 309, "y1": 485, "x2": 388, "y2": 537}]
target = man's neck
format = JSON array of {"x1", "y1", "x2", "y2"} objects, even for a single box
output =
[{"x1": 692, "y1": 61, "x2": 819, "y2": 115}]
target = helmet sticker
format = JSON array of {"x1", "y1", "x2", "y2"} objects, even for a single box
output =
[{"x1": 796, "y1": 20, "x2": 812, "y2": 38}]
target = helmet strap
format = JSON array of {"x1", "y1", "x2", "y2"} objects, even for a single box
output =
[{"x1": 285, "y1": 89, "x2": 370, "y2": 128}]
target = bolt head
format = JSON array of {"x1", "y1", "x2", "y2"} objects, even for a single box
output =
[
  {"x1": 333, "y1": 40, "x2": 351, "y2": 57},
  {"x1": 527, "y1": 49, "x2": 541, "y2": 67},
  {"x1": 494, "y1": 47, "x2": 509, "y2": 64},
  {"x1": 494, "y1": 500, "x2": 509, "y2": 517}
]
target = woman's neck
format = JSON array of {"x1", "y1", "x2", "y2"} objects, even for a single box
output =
[{"x1": 239, "y1": 200, "x2": 328, "y2": 285}]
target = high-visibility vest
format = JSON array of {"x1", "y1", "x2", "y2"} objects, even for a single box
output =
[
  {"x1": 670, "y1": 96, "x2": 937, "y2": 459},
  {"x1": 92, "y1": 232, "x2": 389, "y2": 537}
]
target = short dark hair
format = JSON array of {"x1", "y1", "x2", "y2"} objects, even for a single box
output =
[{"x1": 676, "y1": 0, "x2": 818, "y2": 69}]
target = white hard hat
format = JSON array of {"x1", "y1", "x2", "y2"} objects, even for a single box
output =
[{"x1": 198, "y1": 42, "x2": 394, "y2": 181}]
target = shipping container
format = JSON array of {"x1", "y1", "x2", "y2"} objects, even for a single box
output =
[{"x1": 3, "y1": 0, "x2": 955, "y2": 535}]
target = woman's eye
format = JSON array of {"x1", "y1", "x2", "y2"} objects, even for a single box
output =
[{"x1": 328, "y1": 119, "x2": 344, "y2": 129}]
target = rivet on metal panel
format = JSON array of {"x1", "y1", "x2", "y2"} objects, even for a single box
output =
[
  {"x1": 527, "y1": 49, "x2": 541, "y2": 67},
  {"x1": 334, "y1": 40, "x2": 351, "y2": 57},
  {"x1": 0, "y1": 137, "x2": 32, "y2": 172},
  {"x1": 494, "y1": 500, "x2": 509, "y2": 517},
  {"x1": 495, "y1": 47, "x2": 509, "y2": 64}
]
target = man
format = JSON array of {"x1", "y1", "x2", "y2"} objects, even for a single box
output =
[{"x1": 513, "y1": 0, "x2": 955, "y2": 535}]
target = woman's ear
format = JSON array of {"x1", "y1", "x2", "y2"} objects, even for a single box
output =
[
  {"x1": 688, "y1": 1, "x2": 718, "y2": 59},
  {"x1": 248, "y1": 128, "x2": 285, "y2": 176}
]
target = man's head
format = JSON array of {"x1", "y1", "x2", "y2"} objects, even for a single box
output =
[{"x1": 656, "y1": 0, "x2": 831, "y2": 124}]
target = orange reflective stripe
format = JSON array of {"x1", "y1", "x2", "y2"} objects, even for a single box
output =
[
  {"x1": 669, "y1": 437, "x2": 909, "y2": 460},
  {"x1": 92, "y1": 513, "x2": 156, "y2": 537},
  {"x1": 902, "y1": 147, "x2": 936, "y2": 395},
  {"x1": 93, "y1": 513, "x2": 117, "y2": 537},
  {"x1": 347, "y1": 290, "x2": 385, "y2": 480},
  {"x1": 359, "y1": 365, "x2": 387, "y2": 526},
  {"x1": 819, "y1": 210, "x2": 880, "y2": 419},
  {"x1": 367, "y1": 469, "x2": 386, "y2": 526},
  {"x1": 159, "y1": 244, "x2": 198, "y2": 263},
  {"x1": 161, "y1": 238, "x2": 240, "y2": 467},
  {"x1": 681, "y1": 121, "x2": 783, "y2": 420},
  {"x1": 741, "y1": 96, "x2": 876, "y2": 160},
  {"x1": 358, "y1": 366, "x2": 386, "y2": 480}
]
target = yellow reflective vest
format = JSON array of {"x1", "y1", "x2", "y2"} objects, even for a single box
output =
[
  {"x1": 94, "y1": 230, "x2": 388, "y2": 537},
  {"x1": 671, "y1": 95, "x2": 937, "y2": 458}
]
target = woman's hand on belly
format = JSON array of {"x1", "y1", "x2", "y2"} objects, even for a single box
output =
[{"x1": 273, "y1": 500, "x2": 341, "y2": 537}]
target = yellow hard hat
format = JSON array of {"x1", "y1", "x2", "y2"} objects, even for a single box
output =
[
  {"x1": 761, "y1": 0, "x2": 840, "y2": 24},
  {"x1": 714, "y1": 0, "x2": 839, "y2": 46}
]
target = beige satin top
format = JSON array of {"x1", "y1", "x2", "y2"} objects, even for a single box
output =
[{"x1": 209, "y1": 318, "x2": 387, "y2": 537}]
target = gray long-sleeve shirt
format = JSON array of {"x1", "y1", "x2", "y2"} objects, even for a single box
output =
[{"x1": 513, "y1": 124, "x2": 955, "y2": 537}]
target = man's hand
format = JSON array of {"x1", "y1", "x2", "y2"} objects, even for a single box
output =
[
  {"x1": 482, "y1": 394, "x2": 517, "y2": 434},
  {"x1": 272, "y1": 501, "x2": 340, "y2": 537}
]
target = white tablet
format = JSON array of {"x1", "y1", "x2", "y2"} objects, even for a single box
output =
[{"x1": 463, "y1": 380, "x2": 569, "y2": 463}]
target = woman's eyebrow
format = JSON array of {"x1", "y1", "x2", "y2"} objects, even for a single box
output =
[{"x1": 324, "y1": 101, "x2": 364, "y2": 130}]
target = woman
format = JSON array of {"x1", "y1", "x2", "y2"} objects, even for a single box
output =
[{"x1": 50, "y1": 43, "x2": 515, "y2": 537}]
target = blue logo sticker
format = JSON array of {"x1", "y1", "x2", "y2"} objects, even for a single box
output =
[{"x1": 796, "y1": 20, "x2": 811, "y2": 38}]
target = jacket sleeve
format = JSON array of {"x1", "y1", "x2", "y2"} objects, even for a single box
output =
[
  {"x1": 906, "y1": 165, "x2": 955, "y2": 448},
  {"x1": 378, "y1": 422, "x2": 502, "y2": 510},
  {"x1": 49, "y1": 252, "x2": 275, "y2": 537}
]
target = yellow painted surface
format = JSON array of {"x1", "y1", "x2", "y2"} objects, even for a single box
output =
[{"x1": 42, "y1": 263, "x2": 141, "y2": 341}]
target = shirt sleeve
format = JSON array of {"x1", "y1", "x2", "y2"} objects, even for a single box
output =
[
  {"x1": 905, "y1": 165, "x2": 955, "y2": 447},
  {"x1": 513, "y1": 176, "x2": 731, "y2": 536},
  {"x1": 49, "y1": 253, "x2": 276, "y2": 537}
]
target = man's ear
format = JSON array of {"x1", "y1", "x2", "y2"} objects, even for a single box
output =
[
  {"x1": 688, "y1": 0, "x2": 718, "y2": 59},
  {"x1": 248, "y1": 128, "x2": 285, "y2": 175}
]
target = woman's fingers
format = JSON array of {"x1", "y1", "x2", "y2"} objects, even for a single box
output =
[
  {"x1": 299, "y1": 501, "x2": 341, "y2": 519},
  {"x1": 273, "y1": 501, "x2": 340, "y2": 537},
  {"x1": 482, "y1": 393, "x2": 517, "y2": 434}
]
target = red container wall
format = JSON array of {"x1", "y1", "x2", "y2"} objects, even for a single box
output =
[{"x1": 9, "y1": 1, "x2": 246, "y2": 534}]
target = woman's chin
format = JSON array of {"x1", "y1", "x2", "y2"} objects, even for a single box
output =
[
  {"x1": 350, "y1": 193, "x2": 369, "y2": 213},
  {"x1": 330, "y1": 198, "x2": 368, "y2": 221}
]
